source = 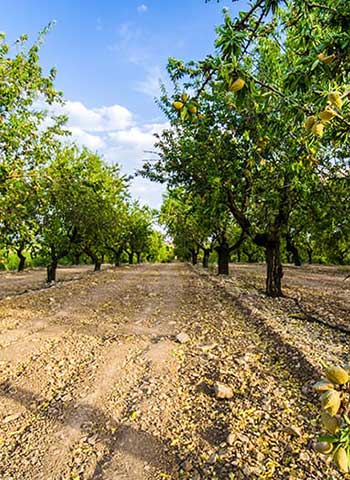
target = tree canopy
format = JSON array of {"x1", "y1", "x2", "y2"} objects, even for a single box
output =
[
  {"x1": 0, "y1": 29, "x2": 168, "y2": 279},
  {"x1": 142, "y1": 0, "x2": 350, "y2": 296}
]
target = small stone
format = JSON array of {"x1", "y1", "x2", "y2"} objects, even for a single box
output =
[
  {"x1": 183, "y1": 460, "x2": 193, "y2": 471},
  {"x1": 257, "y1": 451, "x2": 265, "y2": 462},
  {"x1": 283, "y1": 426, "x2": 302, "y2": 437},
  {"x1": 299, "y1": 451, "x2": 310, "y2": 462},
  {"x1": 214, "y1": 381, "x2": 234, "y2": 399},
  {"x1": 227, "y1": 433, "x2": 235, "y2": 445},
  {"x1": 236, "y1": 433, "x2": 250, "y2": 443},
  {"x1": 176, "y1": 332, "x2": 190, "y2": 344},
  {"x1": 199, "y1": 343, "x2": 216, "y2": 353},
  {"x1": 243, "y1": 466, "x2": 261, "y2": 476},
  {"x1": 3, "y1": 413, "x2": 21, "y2": 424}
]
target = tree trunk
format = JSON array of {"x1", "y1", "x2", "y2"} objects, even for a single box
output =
[
  {"x1": 114, "y1": 251, "x2": 121, "y2": 267},
  {"x1": 74, "y1": 253, "x2": 80, "y2": 265},
  {"x1": 237, "y1": 249, "x2": 241, "y2": 263},
  {"x1": 292, "y1": 248, "x2": 302, "y2": 267},
  {"x1": 136, "y1": 252, "x2": 141, "y2": 264},
  {"x1": 128, "y1": 252, "x2": 134, "y2": 264},
  {"x1": 17, "y1": 249, "x2": 26, "y2": 272},
  {"x1": 307, "y1": 247, "x2": 313, "y2": 264},
  {"x1": 217, "y1": 242, "x2": 230, "y2": 275},
  {"x1": 47, "y1": 257, "x2": 58, "y2": 283},
  {"x1": 286, "y1": 235, "x2": 302, "y2": 266},
  {"x1": 265, "y1": 240, "x2": 283, "y2": 297},
  {"x1": 202, "y1": 249, "x2": 210, "y2": 268},
  {"x1": 191, "y1": 249, "x2": 198, "y2": 266},
  {"x1": 84, "y1": 247, "x2": 100, "y2": 271}
]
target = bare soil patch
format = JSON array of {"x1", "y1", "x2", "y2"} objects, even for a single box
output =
[
  {"x1": 0, "y1": 264, "x2": 112, "y2": 300},
  {"x1": 0, "y1": 263, "x2": 346, "y2": 479}
]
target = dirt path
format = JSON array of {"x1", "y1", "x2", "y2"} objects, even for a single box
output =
[
  {"x1": 0, "y1": 264, "x2": 113, "y2": 300},
  {"x1": 0, "y1": 263, "x2": 344, "y2": 479}
]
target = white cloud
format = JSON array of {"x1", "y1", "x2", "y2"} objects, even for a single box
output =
[
  {"x1": 137, "y1": 4, "x2": 148, "y2": 14},
  {"x1": 68, "y1": 127, "x2": 105, "y2": 150},
  {"x1": 108, "y1": 122, "x2": 167, "y2": 152},
  {"x1": 105, "y1": 122, "x2": 168, "y2": 175},
  {"x1": 50, "y1": 98, "x2": 167, "y2": 207},
  {"x1": 109, "y1": 127, "x2": 154, "y2": 147},
  {"x1": 135, "y1": 66, "x2": 163, "y2": 97},
  {"x1": 129, "y1": 176, "x2": 166, "y2": 209},
  {"x1": 63, "y1": 101, "x2": 133, "y2": 132}
]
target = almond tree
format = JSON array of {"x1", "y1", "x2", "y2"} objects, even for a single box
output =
[
  {"x1": 160, "y1": 187, "x2": 245, "y2": 273},
  {"x1": 37, "y1": 146, "x2": 128, "y2": 281},
  {"x1": 142, "y1": 0, "x2": 350, "y2": 296},
  {"x1": 0, "y1": 27, "x2": 67, "y2": 271},
  {"x1": 124, "y1": 202, "x2": 154, "y2": 264}
]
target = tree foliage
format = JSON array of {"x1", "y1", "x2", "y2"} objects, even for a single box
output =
[
  {"x1": 142, "y1": 0, "x2": 350, "y2": 296},
  {"x1": 0, "y1": 29, "x2": 166, "y2": 279}
]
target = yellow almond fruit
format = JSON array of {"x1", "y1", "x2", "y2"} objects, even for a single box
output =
[
  {"x1": 315, "y1": 441, "x2": 333, "y2": 455},
  {"x1": 321, "y1": 390, "x2": 341, "y2": 416},
  {"x1": 334, "y1": 447, "x2": 349, "y2": 473},
  {"x1": 229, "y1": 78, "x2": 245, "y2": 92},
  {"x1": 188, "y1": 104, "x2": 197, "y2": 114},
  {"x1": 321, "y1": 411, "x2": 339, "y2": 434},
  {"x1": 320, "y1": 108, "x2": 337, "y2": 123},
  {"x1": 313, "y1": 379, "x2": 334, "y2": 392},
  {"x1": 328, "y1": 92, "x2": 343, "y2": 109},
  {"x1": 311, "y1": 123, "x2": 324, "y2": 137},
  {"x1": 323, "y1": 54, "x2": 336, "y2": 64},
  {"x1": 326, "y1": 366, "x2": 349, "y2": 385},
  {"x1": 318, "y1": 53, "x2": 336, "y2": 64},
  {"x1": 304, "y1": 116, "x2": 316, "y2": 131},
  {"x1": 173, "y1": 101, "x2": 184, "y2": 111}
]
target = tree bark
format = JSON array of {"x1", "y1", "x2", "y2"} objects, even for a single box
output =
[
  {"x1": 190, "y1": 249, "x2": 198, "y2": 266},
  {"x1": 286, "y1": 235, "x2": 301, "y2": 266},
  {"x1": 265, "y1": 239, "x2": 283, "y2": 297},
  {"x1": 216, "y1": 242, "x2": 230, "y2": 275},
  {"x1": 128, "y1": 252, "x2": 134, "y2": 264},
  {"x1": 74, "y1": 253, "x2": 80, "y2": 265},
  {"x1": 94, "y1": 259, "x2": 102, "y2": 272},
  {"x1": 84, "y1": 247, "x2": 102, "y2": 272},
  {"x1": 136, "y1": 252, "x2": 141, "y2": 264},
  {"x1": 47, "y1": 257, "x2": 58, "y2": 283},
  {"x1": 17, "y1": 249, "x2": 26, "y2": 272},
  {"x1": 307, "y1": 246, "x2": 313, "y2": 264},
  {"x1": 202, "y1": 248, "x2": 210, "y2": 268},
  {"x1": 114, "y1": 251, "x2": 121, "y2": 267}
]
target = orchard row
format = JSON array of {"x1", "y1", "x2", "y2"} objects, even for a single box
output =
[
  {"x1": 0, "y1": 28, "x2": 171, "y2": 281},
  {"x1": 146, "y1": 0, "x2": 350, "y2": 297}
]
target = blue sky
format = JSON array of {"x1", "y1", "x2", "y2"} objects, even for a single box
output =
[{"x1": 2, "y1": 0, "x2": 246, "y2": 208}]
